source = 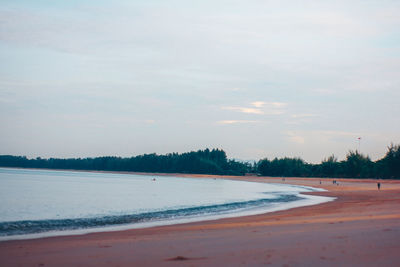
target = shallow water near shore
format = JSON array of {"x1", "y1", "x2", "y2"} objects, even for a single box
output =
[{"x1": 0, "y1": 168, "x2": 333, "y2": 240}]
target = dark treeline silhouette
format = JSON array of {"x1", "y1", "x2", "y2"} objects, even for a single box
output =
[
  {"x1": 0, "y1": 144, "x2": 399, "y2": 178},
  {"x1": 257, "y1": 144, "x2": 400, "y2": 179},
  {"x1": 0, "y1": 149, "x2": 250, "y2": 176}
]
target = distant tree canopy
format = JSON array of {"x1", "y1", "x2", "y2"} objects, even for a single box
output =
[
  {"x1": 0, "y1": 144, "x2": 399, "y2": 178},
  {"x1": 0, "y1": 149, "x2": 249, "y2": 176},
  {"x1": 257, "y1": 144, "x2": 400, "y2": 179}
]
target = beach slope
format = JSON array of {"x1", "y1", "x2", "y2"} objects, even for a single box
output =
[{"x1": 1, "y1": 177, "x2": 400, "y2": 266}]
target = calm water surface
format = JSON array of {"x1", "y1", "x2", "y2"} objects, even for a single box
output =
[{"x1": 0, "y1": 168, "x2": 333, "y2": 239}]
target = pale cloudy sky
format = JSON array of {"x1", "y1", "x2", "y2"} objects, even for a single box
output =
[{"x1": 1, "y1": 0, "x2": 399, "y2": 162}]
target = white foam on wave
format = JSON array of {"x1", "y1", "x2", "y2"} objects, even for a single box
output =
[
  {"x1": 0, "y1": 187, "x2": 334, "y2": 241},
  {"x1": 0, "y1": 168, "x2": 335, "y2": 241}
]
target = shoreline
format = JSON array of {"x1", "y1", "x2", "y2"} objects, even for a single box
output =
[
  {"x1": 0, "y1": 192, "x2": 332, "y2": 242},
  {"x1": 1, "y1": 171, "x2": 400, "y2": 266},
  {"x1": 1, "y1": 166, "x2": 395, "y2": 182},
  {"x1": 0, "y1": 168, "x2": 334, "y2": 242}
]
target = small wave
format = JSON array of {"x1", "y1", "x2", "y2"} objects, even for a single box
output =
[{"x1": 0, "y1": 194, "x2": 301, "y2": 237}]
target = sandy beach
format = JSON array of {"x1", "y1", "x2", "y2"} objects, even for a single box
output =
[{"x1": 1, "y1": 175, "x2": 400, "y2": 266}]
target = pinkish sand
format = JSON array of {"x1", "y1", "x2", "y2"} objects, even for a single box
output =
[{"x1": 1, "y1": 175, "x2": 400, "y2": 266}]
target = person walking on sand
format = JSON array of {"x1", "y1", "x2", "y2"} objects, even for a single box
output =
[{"x1": 377, "y1": 182, "x2": 381, "y2": 190}]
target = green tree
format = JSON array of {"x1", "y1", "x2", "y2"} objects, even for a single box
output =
[
  {"x1": 377, "y1": 144, "x2": 400, "y2": 178},
  {"x1": 343, "y1": 150, "x2": 373, "y2": 178},
  {"x1": 319, "y1": 155, "x2": 341, "y2": 177}
]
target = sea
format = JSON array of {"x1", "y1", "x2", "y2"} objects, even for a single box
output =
[{"x1": 0, "y1": 168, "x2": 334, "y2": 240}]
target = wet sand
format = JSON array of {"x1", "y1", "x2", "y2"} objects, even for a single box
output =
[{"x1": 1, "y1": 175, "x2": 400, "y2": 266}]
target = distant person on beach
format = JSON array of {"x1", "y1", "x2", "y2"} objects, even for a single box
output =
[{"x1": 377, "y1": 182, "x2": 381, "y2": 190}]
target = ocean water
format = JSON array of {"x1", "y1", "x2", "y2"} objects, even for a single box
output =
[{"x1": 0, "y1": 168, "x2": 333, "y2": 240}]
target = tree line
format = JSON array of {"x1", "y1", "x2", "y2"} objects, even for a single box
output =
[
  {"x1": 257, "y1": 144, "x2": 400, "y2": 179},
  {"x1": 0, "y1": 144, "x2": 399, "y2": 178},
  {"x1": 0, "y1": 149, "x2": 249, "y2": 176}
]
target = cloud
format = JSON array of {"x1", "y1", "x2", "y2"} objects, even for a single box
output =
[
  {"x1": 264, "y1": 110, "x2": 285, "y2": 115},
  {"x1": 316, "y1": 130, "x2": 360, "y2": 137},
  {"x1": 251, "y1": 101, "x2": 265, "y2": 108},
  {"x1": 222, "y1": 106, "x2": 264, "y2": 114},
  {"x1": 251, "y1": 101, "x2": 287, "y2": 108},
  {"x1": 291, "y1": 113, "x2": 317, "y2": 118},
  {"x1": 217, "y1": 120, "x2": 260, "y2": 125},
  {"x1": 312, "y1": 88, "x2": 336, "y2": 95},
  {"x1": 1, "y1": 0, "x2": 399, "y2": 162},
  {"x1": 286, "y1": 130, "x2": 366, "y2": 146},
  {"x1": 286, "y1": 131, "x2": 305, "y2": 144},
  {"x1": 222, "y1": 101, "x2": 288, "y2": 115},
  {"x1": 266, "y1": 102, "x2": 287, "y2": 108}
]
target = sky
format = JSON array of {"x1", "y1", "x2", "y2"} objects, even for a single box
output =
[{"x1": 1, "y1": 0, "x2": 399, "y2": 163}]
